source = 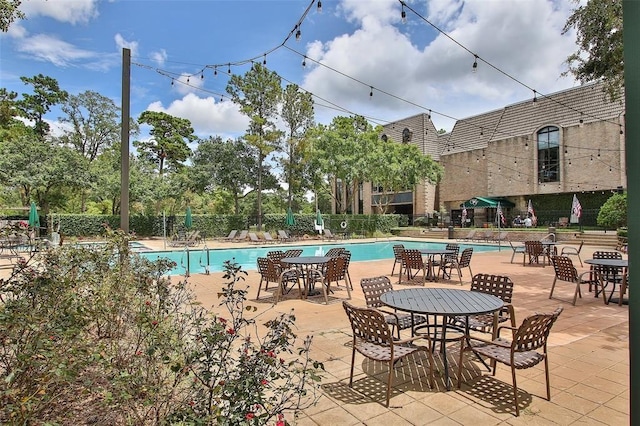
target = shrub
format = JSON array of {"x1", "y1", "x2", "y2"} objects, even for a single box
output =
[
  {"x1": 0, "y1": 229, "x2": 323, "y2": 425},
  {"x1": 597, "y1": 193, "x2": 627, "y2": 229}
]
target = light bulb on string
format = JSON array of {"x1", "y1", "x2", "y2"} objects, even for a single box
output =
[
  {"x1": 401, "y1": 4, "x2": 407, "y2": 23},
  {"x1": 524, "y1": 139, "x2": 529, "y2": 150},
  {"x1": 263, "y1": 54, "x2": 267, "y2": 65},
  {"x1": 227, "y1": 64, "x2": 231, "y2": 74},
  {"x1": 532, "y1": 90, "x2": 537, "y2": 106},
  {"x1": 302, "y1": 56, "x2": 306, "y2": 67},
  {"x1": 200, "y1": 72, "x2": 204, "y2": 80},
  {"x1": 295, "y1": 25, "x2": 301, "y2": 41},
  {"x1": 369, "y1": 86, "x2": 373, "y2": 98},
  {"x1": 597, "y1": 149, "x2": 601, "y2": 158},
  {"x1": 186, "y1": 76, "x2": 190, "y2": 83},
  {"x1": 214, "y1": 66, "x2": 217, "y2": 77},
  {"x1": 317, "y1": 0, "x2": 322, "y2": 12},
  {"x1": 171, "y1": 79, "x2": 174, "y2": 86},
  {"x1": 472, "y1": 55, "x2": 478, "y2": 73},
  {"x1": 427, "y1": 109, "x2": 431, "y2": 120}
]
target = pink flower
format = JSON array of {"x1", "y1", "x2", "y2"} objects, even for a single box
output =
[
  {"x1": 261, "y1": 379, "x2": 268, "y2": 386},
  {"x1": 245, "y1": 412, "x2": 254, "y2": 420},
  {"x1": 227, "y1": 328, "x2": 235, "y2": 335}
]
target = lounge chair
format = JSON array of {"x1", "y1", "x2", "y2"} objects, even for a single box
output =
[
  {"x1": 248, "y1": 232, "x2": 262, "y2": 245},
  {"x1": 232, "y1": 230, "x2": 248, "y2": 243},
  {"x1": 323, "y1": 229, "x2": 338, "y2": 241},
  {"x1": 508, "y1": 240, "x2": 525, "y2": 263},
  {"x1": 277, "y1": 230, "x2": 293, "y2": 243},
  {"x1": 263, "y1": 231, "x2": 277, "y2": 244},
  {"x1": 457, "y1": 229, "x2": 476, "y2": 241},
  {"x1": 186, "y1": 230, "x2": 201, "y2": 246},
  {"x1": 219, "y1": 230, "x2": 238, "y2": 241},
  {"x1": 495, "y1": 231, "x2": 509, "y2": 242}
]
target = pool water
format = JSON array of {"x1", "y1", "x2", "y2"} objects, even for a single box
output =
[{"x1": 139, "y1": 240, "x2": 500, "y2": 276}]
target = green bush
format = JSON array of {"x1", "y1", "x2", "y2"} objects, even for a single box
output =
[
  {"x1": 0, "y1": 229, "x2": 323, "y2": 424},
  {"x1": 597, "y1": 193, "x2": 627, "y2": 230}
]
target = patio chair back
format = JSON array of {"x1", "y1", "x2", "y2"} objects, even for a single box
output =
[
  {"x1": 391, "y1": 244, "x2": 405, "y2": 275},
  {"x1": 283, "y1": 249, "x2": 303, "y2": 258},
  {"x1": 326, "y1": 247, "x2": 346, "y2": 257},
  {"x1": 549, "y1": 255, "x2": 594, "y2": 305}
]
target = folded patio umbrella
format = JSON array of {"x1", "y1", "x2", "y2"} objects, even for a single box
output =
[
  {"x1": 184, "y1": 206, "x2": 193, "y2": 229},
  {"x1": 28, "y1": 202, "x2": 40, "y2": 229},
  {"x1": 286, "y1": 207, "x2": 296, "y2": 226},
  {"x1": 314, "y1": 209, "x2": 324, "y2": 233}
]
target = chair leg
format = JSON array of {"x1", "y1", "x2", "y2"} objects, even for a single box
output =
[
  {"x1": 572, "y1": 281, "x2": 582, "y2": 306},
  {"x1": 544, "y1": 355, "x2": 551, "y2": 400},
  {"x1": 549, "y1": 277, "x2": 557, "y2": 299},
  {"x1": 511, "y1": 365, "x2": 520, "y2": 416},
  {"x1": 349, "y1": 348, "x2": 356, "y2": 387},
  {"x1": 457, "y1": 339, "x2": 465, "y2": 389},
  {"x1": 386, "y1": 359, "x2": 393, "y2": 407}
]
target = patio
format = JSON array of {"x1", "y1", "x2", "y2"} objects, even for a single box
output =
[{"x1": 180, "y1": 238, "x2": 629, "y2": 425}]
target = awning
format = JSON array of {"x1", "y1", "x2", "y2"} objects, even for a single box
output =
[{"x1": 462, "y1": 197, "x2": 515, "y2": 209}]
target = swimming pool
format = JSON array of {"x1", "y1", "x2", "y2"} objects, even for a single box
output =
[{"x1": 139, "y1": 240, "x2": 500, "y2": 276}]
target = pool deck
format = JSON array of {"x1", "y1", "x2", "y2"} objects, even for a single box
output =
[{"x1": 0, "y1": 236, "x2": 629, "y2": 424}]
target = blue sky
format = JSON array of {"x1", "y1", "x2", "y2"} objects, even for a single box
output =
[{"x1": 1, "y1": 0, "x2": 582, "y2": 141}]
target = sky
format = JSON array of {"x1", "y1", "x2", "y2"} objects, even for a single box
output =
[{"x1": 1, "y1": 0, "x2": 583, "y2": 142}]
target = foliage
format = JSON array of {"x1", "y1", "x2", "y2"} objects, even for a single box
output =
[
  {"x1": 280, "y1": 84, "x2": 315, "y2": 208},
  {"x1": 597, "y1": 192, "x2": 627, "y2": 229},
  {"x1": 0, "y1": 230, "x2": 323, "y2": 425},
  {"x1": 0, "y1": 0, "x2": 25, "y2": 32},
  {"x1": 134, "y1": 111, "x2": 196, "y2": 176},
  {"x1": 562, "y1": 0, "x2": 624, "y2": 101},
  {"x1": 227, "y1": 63, "x2": 284, "y2": 230},
  {"x1": 15, "y1": 74, "x2": 68, "y2": 139}
]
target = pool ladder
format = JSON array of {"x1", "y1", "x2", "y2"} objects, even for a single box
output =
[{"x1": 179, "y1": 243, "x2": 211, "y2": 277}]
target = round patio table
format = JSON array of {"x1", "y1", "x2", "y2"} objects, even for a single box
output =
[
  {"x1": 419, "y1": 249, "x2": 455, "y2": 281},
  {"x1": 281, "y1": 256, "x2": 331, "y2": 296},
  {"x1": 584, "y1": 258, "x2": 629, "y2": 305},
  {"x1": 381, "y1": 287, "x2": 503, "y2": 390}
]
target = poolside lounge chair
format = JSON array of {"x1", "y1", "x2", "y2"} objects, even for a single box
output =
[
  {"x1": 263, "y1": 231, "x2": 277, "y2": 244},
  {"x1": 186, "y1": 230, "x2": 201, "y2": 246},
  {"x1": 219, "y1": 230, "x2": 238, "y2": 241},
  {"x1": 457, "y1": 229, "x2": 476, "y2": 241},
  {"x1": 277, "y1": 230, "x2": 293, "y2": 243},
  {"x1": 495, "y1": 231, "x2": 509, "y2": 242},
  {"x1": 248, "y1": 232, "x2": 262, "y2": 245},
  {"x1": 232, "y1": 230, "x2": 248, "y2": 243},
  {"x1": 323, "y1": 229, "x2": 338, "y2": 241}
]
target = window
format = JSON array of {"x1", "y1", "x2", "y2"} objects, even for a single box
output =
[
  {"x1": 402, "y1": 128, "x2": 413, "y2": 143},
  {"x1": 537, "y1": 126, "x2": 560, "y2": 182}
]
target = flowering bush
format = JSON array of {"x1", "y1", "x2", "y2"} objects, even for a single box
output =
[{"x1": 0, "y1": 229, "x2": 323, "y2": 425}]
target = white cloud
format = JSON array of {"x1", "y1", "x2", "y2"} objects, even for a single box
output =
[
  {"x1": 20, "y1": 0, "x2": 99, "y2": 25},
  {"x1": 150, "y1": 49, "x2": 168, "y2": 67},
  {"x1": 115, "y1": 33, "x2": 139, "y2": 58},
  {"x1": 173, "y1": 73, "x2": 205, "y2": 96},
  {"x1": 15, "y1": 33, "x2": 96, "y2": 66},
  {"x1": 302, "y1": 0, "x2": 579, "y2": 131},
  {"x1": 146, "y1": 93, "x2": 249, "y2": 139}
]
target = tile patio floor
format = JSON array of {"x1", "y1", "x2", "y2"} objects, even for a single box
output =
[
  {"x1": 1, "y1": 236, "x2": 629, "y2": 424},
  {"x1": 173, "y1": 237, "x2": 629, "y2": 425}
]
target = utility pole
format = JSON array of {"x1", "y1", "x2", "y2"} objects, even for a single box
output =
[{"x1": 120, "y1": 48, "x2": 130, "y2": 233}]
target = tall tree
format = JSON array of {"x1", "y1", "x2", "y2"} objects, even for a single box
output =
[
  {"x1": 226, "y1": 63, "x2": 283, "y2": 230},
  {"x1": 280, "y1": 84, "x2": 314, "y2": 210},
  {"x1": 192, "y1": 136, "x2": 266, "y2": 215},
  {"x1": 0, "y1": 88, "x2": 20, "y2": 128},
  {"x1": 0, "y1": 0, "x2": 25, "y2": 32},
  {"x1": 562, "y1": 0, "x2": 624, "y2": 100},
  {"x1": 16, "y1": 74, "x2": 68, "y2": 139},
  {"x1": 134, "y1": 111, "x2": 195, "y2": 176},
  {"x1": 59, "y1": 91, "x2": 122, "y2": 162}
]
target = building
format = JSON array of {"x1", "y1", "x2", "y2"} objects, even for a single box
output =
[{"x1": 366, "y1": 82, "x2": 626, "y2": 226}]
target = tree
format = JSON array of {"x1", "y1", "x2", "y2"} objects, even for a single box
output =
[
  {"x1": 597, "y1": 192, "x2": 627, "y2": 229},
  {"x1": 311, "y1": 116, "x2": 374, "y2": 213},
  {"x1": 192, "y1": 136, "x2": 268, "y2": 215},
  {"x1": 280, "y1": 84, "x2": 314, "y2": 210},
  {"x1": 0, "y1": 88, "x2": 20, "y2": 128},
  {"x1": 16, "y1": 74, "x2": 68, "y2": 139},
  {"x1": 367, "y1": 134, "x2": 443, "y2": 213},
  {"x1": 134, "y1": 111, "x2": 195, "y2": 176},
  {"x1": 226, "y1": 63, "x2": 283, "y2": 230},
  {"x1": 59, "y1": 91, "x2": 122, "y2": 162},
  {"x1": 562, "y1": 0, "x2": 624, "y2": 100},
  {"x1": 0, "y1": 0, "x2": 25, "y2": 32},
  {"x1": 0, "y1": 130, "x2": 89, "y2": 212}
]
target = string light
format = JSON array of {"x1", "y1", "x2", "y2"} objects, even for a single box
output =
[
  {"x1": 472, "y1": 55, "x2": 478, "y2": 73},
  {"x1": 200, "y1": 72, "x2": 203, "y2": 80},
  {"x1": 302, "y1": 56, "x2": 306, "y2": 67},
  {"x1": 295, "y1": 25, "x2": 301, "y2": 41},
  {"x1": 317, "y1": 0, "x2": 322, "y2": 12},
  {"x1": 227, "y1": 64, "x2": 231, "y2": 74},
  {"x1": 214, "y1": 66, "x2": 217, "y2": 77},
  {"x1": 263, "y1": 54, "x2": 267, "y2": 65},
  {"x1": 532, "y1": 90, "x2": 537, "y2": 105},
  {"x1": 401, "y1": 3, "x2": 407, "y2": 24},
  {"x1": 369, "y1": 86, "x2": 373, "y2": 98}
]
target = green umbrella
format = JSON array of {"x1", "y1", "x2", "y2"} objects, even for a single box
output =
[
  {"x1": 184, "y1": 206, "x2": 193, "y2": 229},
  {"x1": 28, "y1": 202, "x2": 40, "y2": 229},
  {"x1": 285, "y1": 207, "x2": 296, "y2": 227}
]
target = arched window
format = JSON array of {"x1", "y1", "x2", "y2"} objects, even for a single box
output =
[
  {"x1": 402, "y1": 128, "x2": 413, "y2": 143},
  {"x1": 537, "y1": 126, "x2": 560, "y2": 182}
]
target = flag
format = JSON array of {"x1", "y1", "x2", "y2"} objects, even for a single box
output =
[
  {"x1": 527, "y1": 199, "x2": 537, "y2": 226},
  {"x1": 571, "y1": 194, "x2": 582, "y2": 220},
  {"x1": 496, "y1": 202, "x2": 506, "y2": 226}
]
